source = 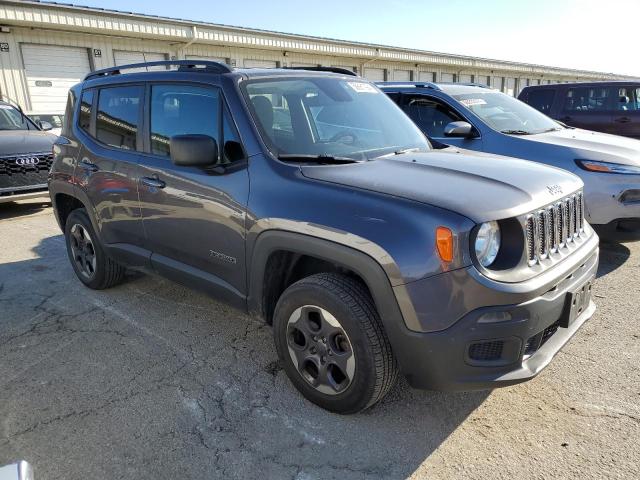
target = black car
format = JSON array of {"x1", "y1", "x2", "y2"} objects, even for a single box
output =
[
  {"x1": 518, "y1": 81, "x2": 640, "y2": 139},
  {"x1": 0, "y1": 99, "x2": 56, "y2": 203}
]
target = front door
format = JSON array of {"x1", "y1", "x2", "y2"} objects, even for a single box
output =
[
  {"x1": 611, "y1": 85, "x2": 640, "y2": 138},
  {"x1": 137, "y1": 83, "x2": 249, "y2": 303},
  {"x1": 558, "y1": 85, "x2": 614, "y2": 134},
  {"x1": 400, "y1": 94, "x2": 483, "y2": 150}
]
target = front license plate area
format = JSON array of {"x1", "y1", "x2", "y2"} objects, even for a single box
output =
[{"x1": 560, "y1": 279, "x2": 593, "y2": 328}]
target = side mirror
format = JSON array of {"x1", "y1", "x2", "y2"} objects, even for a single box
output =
[
  {"x1": 170, "y1": 134, "x2": 218, "y2": 167},
  {"x1": 38, "y1": 121, "x2": 53, "y2": 131},
  {"x1": 444, "y1": 121, "x2": 476, "y2": 138}
]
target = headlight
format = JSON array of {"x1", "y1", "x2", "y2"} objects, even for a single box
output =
[
  {"x1": 576, "y1": 160, "x2": 640, "y2": 175},
  {"x1": 475, "y1": 221, "x2": 501, "y2": 267}
]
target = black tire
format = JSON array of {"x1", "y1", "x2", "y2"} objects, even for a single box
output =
[
  {"x1": 64, "y1": 208, "x2": 125, "y2": 289},
  {"x1": 273, "y1": 272, "x2": 398, "y2": 414}
]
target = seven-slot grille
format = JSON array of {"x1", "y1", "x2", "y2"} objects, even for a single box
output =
[
  {"x1": 0, "y1": 153, "x2": 53, "y2": 192},
  {"x1": 525, "y1": 192, "x2": 585, "y2": 264}
]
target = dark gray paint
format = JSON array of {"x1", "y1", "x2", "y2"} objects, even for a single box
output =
[{"x1": 48, "y1": 69, "x2": 599, "y2": 391}]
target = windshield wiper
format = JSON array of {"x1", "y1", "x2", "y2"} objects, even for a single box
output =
[
  {"x1": 393, "y1": 147, "x2": 422, "y2": 155},
  {"x1": 277, "y1": 154, "x2": 362, "y2": 164},
  {"x1": 500, "y1": 129, "x2": 533, "y2": 135}
]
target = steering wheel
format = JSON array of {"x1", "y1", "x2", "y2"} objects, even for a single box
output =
[{"x1": 328, "y1": 129, "x2": 359, "y2": 145}]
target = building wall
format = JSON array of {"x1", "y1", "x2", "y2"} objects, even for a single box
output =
[{"x1": 0, "y1": 0, "x2": 635, "y2": 110}]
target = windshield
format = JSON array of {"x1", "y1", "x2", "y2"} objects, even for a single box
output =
[
  {"x1": 452, "y1": 91, "x2": 562, "y2": 134},
  {"x1": 29, "y1": 114, "x2": 64, "y2": 128},
  {"x1": 243, "y1": 77, "x2": 430, "y2": 160},
  {"x1": 0, "y1": 104, "x2": 30, "y2": 131}
]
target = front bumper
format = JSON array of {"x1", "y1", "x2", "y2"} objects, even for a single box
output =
[
  {"x1": 0, "y1": 187, "x2": 49, "y2": 204},
  {"x1": 390, "y1": 236, "x2": 599, "y2": 391},
  {"x1": 581, "y1": 171, "x2": 640, "y2": 228}
]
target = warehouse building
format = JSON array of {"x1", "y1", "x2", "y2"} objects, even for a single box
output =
[{"x1": 0, "y1": 0, "x2": 635, "y2": 114}]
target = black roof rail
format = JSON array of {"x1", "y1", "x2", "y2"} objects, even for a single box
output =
[
  {"x1": 281, "y1": 66, "x2": 358, "y2": 77},
  {"x1": 84, "y1": 60, "x2": 233, "y2": 81},
  {"x1": 376, "y1": 81, "x2": 441, "y2": 90}
]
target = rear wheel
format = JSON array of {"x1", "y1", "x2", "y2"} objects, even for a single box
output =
[
  {"x1": 64, "y1": 208, "x2": 125, "y2": 289},
  {"x1": 273, "y1": 273, "x2": 397, "y2": 414}
]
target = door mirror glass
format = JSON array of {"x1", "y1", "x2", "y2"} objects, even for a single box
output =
[
  {"x1": 38, "y1": 120, "x2": 53, "y2": 131},
  {"x1": 170, "y1": 134, "x2": 218, "y2": 167},
  {"x1": 444, "y1": 121, "x2": 475, "y2": 138}
]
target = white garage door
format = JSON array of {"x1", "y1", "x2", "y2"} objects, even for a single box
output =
[
  {"x1": 364, "y1": 68, "x2": 385, "y2": 82},
  {"x1": 291, "y1": 62, "x2": 317, "y2": 67},
  {"x1": 459, "y1": 74, "x2": 473, "y2": 83},
  {"x1": 22, "y1": 44, "x2": 91, "y2": 113},
  {"x1": 394, "y1": 70, "x2": 411, "y2": 81},
  {"x1": 418, "y1": 71, "x2": 435, "y2": 82},
  {"x1": 441, "y1": 73, "x2": 455, "y2": 83},
  {"x1": 244, "y1": 59, "x2": 278, "y2": 68},
  {"x1": 186, "y1": 55, "x2": 228, "y2": 65},
  {"x1": 113, "y1": 51, "x2": 167, "y2": 72}
]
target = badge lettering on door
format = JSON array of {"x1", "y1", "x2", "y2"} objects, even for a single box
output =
[{"x1": 209, "y1": 250, "x2": 237, "y2": 264}]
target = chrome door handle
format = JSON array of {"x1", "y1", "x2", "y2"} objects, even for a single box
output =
[
  {"x1": 141, "y1": 176, "x2": 166, "y2": 189},
  {"x1": 79, "y1": 158, "x2": 99, "y2": 172}
]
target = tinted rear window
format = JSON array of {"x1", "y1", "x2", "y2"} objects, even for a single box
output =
[
  {"x1": 96, "y1": 86, "x2": 142, "y2": 151},
  {"x1": 525, "y1": 89, "x2": 556, "y2": 114},
  {"x1": 564, "y1": 87, "x2": 611, "y2": 112},
  {"x1": 78, "y1": 90, "x2": 93, "y2": 134}
]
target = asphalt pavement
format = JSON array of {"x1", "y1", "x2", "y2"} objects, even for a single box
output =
[{"x1": 0, "y1": 198, "x2": 638, "y2": 479}]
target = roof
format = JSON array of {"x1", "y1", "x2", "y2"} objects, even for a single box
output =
[{"x1": 377, "y1": 82, "x2": 496, "y2": 95}]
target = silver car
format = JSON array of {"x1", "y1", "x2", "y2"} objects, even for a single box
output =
[{"x1": 380, "y1": 82, "x2": 640, "y2": 240}]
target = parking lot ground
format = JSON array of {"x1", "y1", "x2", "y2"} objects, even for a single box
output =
[{"x1": 0, "y1": 198, "x2": 639, "y2": 480}]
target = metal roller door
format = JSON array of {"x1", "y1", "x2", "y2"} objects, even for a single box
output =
[
  {"x1": 364, "y1": 68, "x2": 385, "y2": 82},
  {"x1": 418, "y1": 71, "x2": 435, "y2": 82},
  {"x1": 394, "y1": 70, "x2": 411, "y2": 81},
  {"x1": 113, "y1": 51, "x2": 167, "y2": 72},
  {"x1": 244, "y1": 59, "x2": 278, "y2": 68},
  {"x1": 459, "y1": 74, "x2": 473, "y2": 83},
  {"x1": 21, "y1": 44, "x2": 91, "y2": 113},
  {"x1": 186, "y1": 55, "x2": 228, "y2": 66},
  {"x1": 441, "y1": 73, "x2": 455, "y2": 83}
]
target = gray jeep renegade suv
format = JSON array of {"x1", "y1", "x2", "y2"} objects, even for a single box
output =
[{"x1": 49, "y1": 61, "x2": 599, "y2": 413}]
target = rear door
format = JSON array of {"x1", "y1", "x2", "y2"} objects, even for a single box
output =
[
  {"x1": 137, "y1": 82, "x2": 249, "y2": 304},
  {"x1": 558, "y1": 85, "x2": 614, "y2": 133},
  {"x1": 611, "y1": 85, "x2": 640, "y2": 138},
  {"x1": 74, "y1": 85, "x2": 147, "y2": 255}
]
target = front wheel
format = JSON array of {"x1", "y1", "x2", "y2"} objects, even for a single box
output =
[{"x1": 273, "y1": 273, "x2": 398, "y2": 414}]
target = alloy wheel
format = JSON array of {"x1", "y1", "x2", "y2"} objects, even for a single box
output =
[
  {"x1": 286, "y1": 305, "x2": 355, "y2": 395},
  {"x1": 69, "y1": 223, "x2": 97, "y2": 279}
]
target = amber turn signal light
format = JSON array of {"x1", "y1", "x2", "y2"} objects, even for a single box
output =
[{"x1": 436, "y1": 226, "x2": 454, "y2": 262}]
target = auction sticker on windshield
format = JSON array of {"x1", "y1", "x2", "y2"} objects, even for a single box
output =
[
  {"x1": 460, "y1": 98, "x2": 487, "y2": 107},
  {"x1": 347, "y1": 82, "x2": 378, "y2": 94}
]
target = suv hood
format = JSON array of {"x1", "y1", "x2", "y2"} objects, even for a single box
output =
[
  {"x1": 300, "y1": 150, "x2": 582, "y2": 223},
  {"x1": 0, "y1": 130, "x2": 56, "y2": 156},
  {"x1": 519, "y1": 127, "x2": 640, "y2": 165}
]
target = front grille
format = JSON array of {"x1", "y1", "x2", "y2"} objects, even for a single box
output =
[
  {"x1": 525, "y1": 192, "x2": 585, "y2": 264},
  {"x1": 524, "y1": 321, "x2": 560, "y2": 356},
  {"x1": 0, "y1": 153, "x2": 53, "y2": 193},
  {"x1": 468, "y1": 340, "x2": 504, "y2": 361}
]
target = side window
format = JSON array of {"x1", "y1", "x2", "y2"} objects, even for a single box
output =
[
  {"x1": 96, "y1": 86, "x2": 142, "y2": 150},
  {"x1": 526, "y1": 89, "x2": 556, "y2": 114},
  {"x1": 403, "y1": 97, "x2": 463, "y2": 137},
  {"x1": 615, "y1": 87, "x2": 640, "y2": 111},
  {"x1": 563, "y1": 87, "x2": 610, "y2": 112},
  {"x1": 150, "y1": 84, "x2": 220, "y2": 158},
  {"x1": 79, "y1": 89, "x2": 93, "y2": 133}
]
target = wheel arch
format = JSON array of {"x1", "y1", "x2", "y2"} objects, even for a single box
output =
[{"x1": 247, "y1": 230, "x2": 414, "y2": 369}]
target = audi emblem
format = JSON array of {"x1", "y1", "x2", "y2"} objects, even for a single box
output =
[{"x1": 15, "y1": 156, "x2": 40, "y2": 166}]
